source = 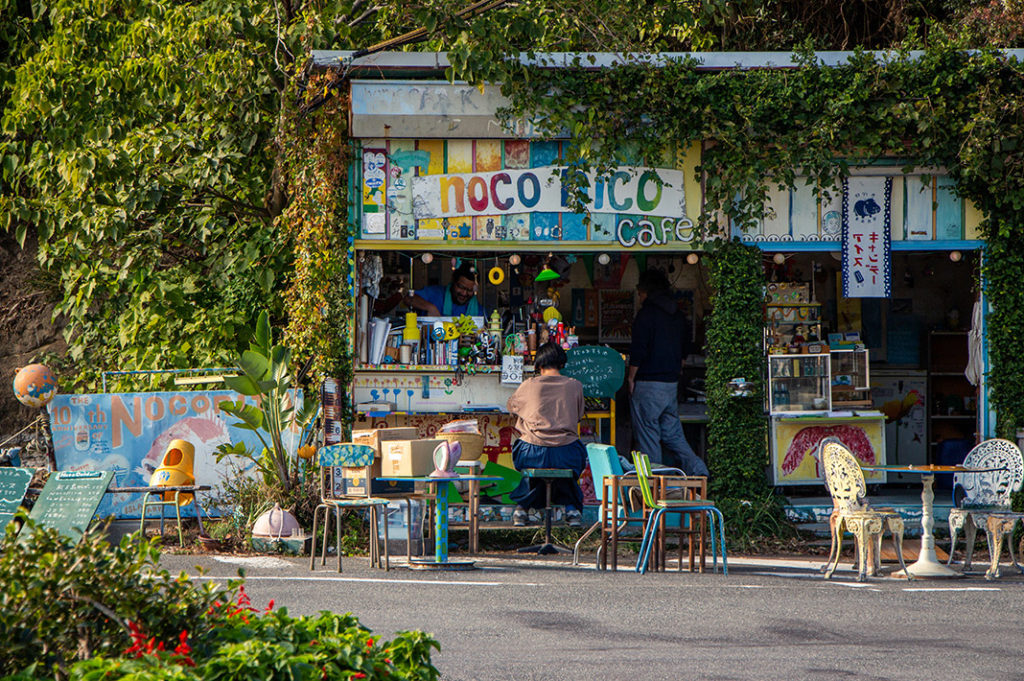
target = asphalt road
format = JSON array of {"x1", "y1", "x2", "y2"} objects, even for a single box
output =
[{"x1": 161, "y1": 552, "x2": 1024, "y2": 681}]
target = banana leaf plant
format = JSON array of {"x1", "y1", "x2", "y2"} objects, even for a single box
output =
[{"x1": 216, "y1": 311, "x2": 318, "y2": 496}]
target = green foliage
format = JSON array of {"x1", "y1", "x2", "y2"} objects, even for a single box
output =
[
  {"x1": 717, "y1": 493, "x2": 799, "y2": 553},
  {"x1": 217, "y1": 311, "x2": 318, "y2": 499},
  {"x1": 0, "y1": 516, "x2": 233, "y2": 678},
  {"x1": 982, "y1": 222, "x2": 1024, "y2": 439},
  {"x1": 65, "y1": 605, "x2": 440, "y2": 681},
  {"x1": 0, "y1": 0, "x2": 359, "y2": 391},
  {"x1": 280, "y1": 76, "x2": 355, "y2": 398},
  {"x1": 704, "y1": 240, "x2": 770, "y2": 500},
  {"x1": 1, "y1": 515, "x2": 439, "y2": 681}
]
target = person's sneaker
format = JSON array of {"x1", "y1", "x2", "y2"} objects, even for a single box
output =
[
  {"x1": 512, "y1": 507, "x2": 528, "y2": 527},
  {"x1": 565, "y1": 509, "x2": 583, "y2": 527}
]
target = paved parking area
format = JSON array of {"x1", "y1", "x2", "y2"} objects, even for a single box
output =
[{"x1": 162, "y1": 551, "x2": 1024, "y2": 681}]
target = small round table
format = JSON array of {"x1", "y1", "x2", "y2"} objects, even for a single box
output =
[{"x1": 859, "y1": 464, "x2": 1001, "y2": 578}]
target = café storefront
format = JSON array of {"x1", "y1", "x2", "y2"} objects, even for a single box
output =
[{"x1": 322, "y1": 52, "x2": 992, "y2": 494}]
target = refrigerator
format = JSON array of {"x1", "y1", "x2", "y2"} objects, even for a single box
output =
[{"x1": 871, "y1": 370, "x2": 928, "y2": 480}]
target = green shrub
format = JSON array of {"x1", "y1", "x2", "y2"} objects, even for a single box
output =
[
  {"x1": 1, "y1": 515, "x2": 440, "y2": 681},
  {"x1": 65, "y1": 601, "x2": 440, "y2": 681},
  {"x1": 0, "y1": 515, "x2": 232, "y2": 678}
]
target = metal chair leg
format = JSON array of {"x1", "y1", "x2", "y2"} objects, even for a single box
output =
[
  {"x1": 336, "y1": 506, "x2": 343, "y2": 572},
  {"x1": 381, "y1": 504, "x2": 390, "y2": 571},
  {"x1": 309, "y1": 505, "x2": 321, "y2": 570},
  {"x1": 173, "y1": 492, "x2": 184, "y2": 547},
  {"x1": 572, "y1": 521, "x2": 601, "y2": 565}
]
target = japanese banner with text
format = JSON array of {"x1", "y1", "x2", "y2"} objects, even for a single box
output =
[{"x1": 841, "y1": 177, "x2": 893, "y2": 298}]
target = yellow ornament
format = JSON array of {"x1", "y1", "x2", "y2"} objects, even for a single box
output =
[
  {"x1": 454, "y1": 314, "x2": 477, "y2": 336},
  {"x1": 543, "y1": 306, "x2": 562, "y2": 323},
  {"x1": 488, "y1": 266, "x2": 504, "y2": 285}
]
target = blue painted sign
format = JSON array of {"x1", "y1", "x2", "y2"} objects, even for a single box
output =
[{"x1": 47, "y1": 391, "x2": 303, "y2": 519}]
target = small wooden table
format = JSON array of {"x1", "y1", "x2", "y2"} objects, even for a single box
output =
[{"x1": 600, "y1": 474, "x2": 708, "y2": 572}]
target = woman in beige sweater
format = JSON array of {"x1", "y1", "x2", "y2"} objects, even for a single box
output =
[{"x1": 506, "y1": 342, "x2": 586, "y2": 527}]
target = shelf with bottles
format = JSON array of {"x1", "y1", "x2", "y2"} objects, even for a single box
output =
[
  {"x1": 768, "y1": 353, "x2": 831, "y2": 414},
  {"x1": 829, "y1": 347, "x2": 872, "y2": 407}
]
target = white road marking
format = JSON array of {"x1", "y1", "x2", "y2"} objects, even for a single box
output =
[
  {"x1": 192, "y1": 575, "x2": 532, "y2": 587},
  {"x1": 213, "y1": 556, "x2": 295, "y2": 569},
  {"x1": 902, "y1": 587, "x2": 1001, "y2": 592}
]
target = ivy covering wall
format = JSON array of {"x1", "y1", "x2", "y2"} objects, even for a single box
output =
[
  {"x1": 281, "y1": 75, "x2": 355, "y2": 431},
  {"x1": 704, "y1": 240, "x2": 769, "y2": 500}
]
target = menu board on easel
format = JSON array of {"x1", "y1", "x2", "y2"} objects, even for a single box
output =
[
  {"x1": 25, "y1": 470, "x2": 113, "y2": 542},
  {"x1": 598, "y1": 290, "x2": 634, "y2": 344},
  {"x1": 0, "y1": 467, "x2": 33, "y2": 531}
]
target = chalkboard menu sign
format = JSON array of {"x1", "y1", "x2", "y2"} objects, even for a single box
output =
[
  {"x1": 0, "y1": 467, "x2": 33, "y2": 531},
  {"x1": 26, "y1": 470, "x2": 113, "y2": 542},
  {"x1": 562, "y1": 345, "x2": 626, "y2": 398}
]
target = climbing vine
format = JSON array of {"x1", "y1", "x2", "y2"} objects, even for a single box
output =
[
  {"x1": 704, "y1": 240, "x2": 769, "y2": 500},
  {"x1": 280, "y1": 73, "x2": 355, "y2": 431},
  {"x1": 493, "y1": 42, "x2": 1024, "y2": 498}
]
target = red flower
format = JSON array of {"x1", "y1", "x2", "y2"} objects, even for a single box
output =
[{"x1": 265, "y1": 599, "x2": 275, "y2": 612}]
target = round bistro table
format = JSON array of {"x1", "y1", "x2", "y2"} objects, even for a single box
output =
[{"x1": 859, "y1": 464, "x2": 1002, "y2": 578}]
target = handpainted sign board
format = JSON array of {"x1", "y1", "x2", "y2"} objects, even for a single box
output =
[
  {"x1": 842, "y1": 177, "x2": 893, "y2": 298},
  {"x1": 25, "y1": 470, "x2": 114, "y2": 542},
  {"x1": 411, "y1": 166, "x2": 686, "y2": 219},
  {"x1": 0, "y1": 467, "x2": 33, "y2": 531},
  {"x1": 47, "y1": 391, "x2": 302, "y2": 519},
  {"x1": 357, "y1": 137, "x2": 701, "y2": 249},
  {"x1": 562, "y1": 346, "x2": 626, "y2": 398},
  {"x1": 771, "y1": 414, "x2": 886, "y2": 485}
]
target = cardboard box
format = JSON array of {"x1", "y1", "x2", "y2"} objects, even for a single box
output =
[
  {"x1": 382, "y1": 439, "x2": 442, "y2": 477},
  {"x1": 332, "y1": 468, "x2": 413, "y2": 497},
  {"x1": 352, "y1": 427, "x2": 418, "y2": 459},
  {"x1": 350, "y1": 427, "x2": 419, "y2": 477}
]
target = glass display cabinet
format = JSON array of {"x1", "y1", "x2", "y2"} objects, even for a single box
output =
[
  {"x1": 830, "y1": 348, "x2": 872, "y2": 408},
  {"x1": 768, "y1": 353, "x2": 831, "y2": 413}
]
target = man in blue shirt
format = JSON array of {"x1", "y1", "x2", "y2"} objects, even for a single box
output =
[{"x1": 408, "y1": 263, "x2": 483, "y2": 316}]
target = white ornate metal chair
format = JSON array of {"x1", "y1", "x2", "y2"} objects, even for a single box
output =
[
  {"x1": 819, "y1": 437, "x2": 912, "y2": 581},
  {"x1": 947, "y1": 438, "x2": 1024, "y2": 579}
]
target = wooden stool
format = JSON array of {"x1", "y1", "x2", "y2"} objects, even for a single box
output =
[{"x1": 516, "y1": 468, "x2": 574, "y2": 555}]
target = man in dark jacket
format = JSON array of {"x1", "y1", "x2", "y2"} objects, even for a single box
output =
[{"x1": 628, "y1": 269, "x2": 709, "y2": 477}]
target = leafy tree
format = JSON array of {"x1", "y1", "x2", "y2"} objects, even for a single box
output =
[{"x1": 2, "y1": 0, "x2": 1021, "y2": 401}]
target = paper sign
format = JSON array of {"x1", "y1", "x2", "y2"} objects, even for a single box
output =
[{"x1": 501, "y1": 355, "x2": 524, "y2": 385}]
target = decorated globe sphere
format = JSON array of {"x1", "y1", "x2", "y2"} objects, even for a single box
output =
[{"x1": 13, "y1": 363, "x2": 58, "y2": 408}]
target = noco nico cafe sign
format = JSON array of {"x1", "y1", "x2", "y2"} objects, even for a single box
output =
[{"x1": 411, "y1": 165, "x2": 695, "y2": 248}]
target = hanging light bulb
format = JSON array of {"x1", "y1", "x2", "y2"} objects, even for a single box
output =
[
  {"x1": 949, "y1": 250, "x2": 963, "y2": 263},
  {"x1": 773, "y1": 253, "x2": 786, "y2": 265},
  {"x1": 686, "y1": 253, "x2": 700, "y2": 265},
  {"x1": 509, "y1": 254, "x2": 521, "y2": 266},
  {"x1": 597, "y1": 253, "x2": 611, "y2": 265},
  {"x1": 421, "y1": 253, "x2": 434, "y2": 264}
]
